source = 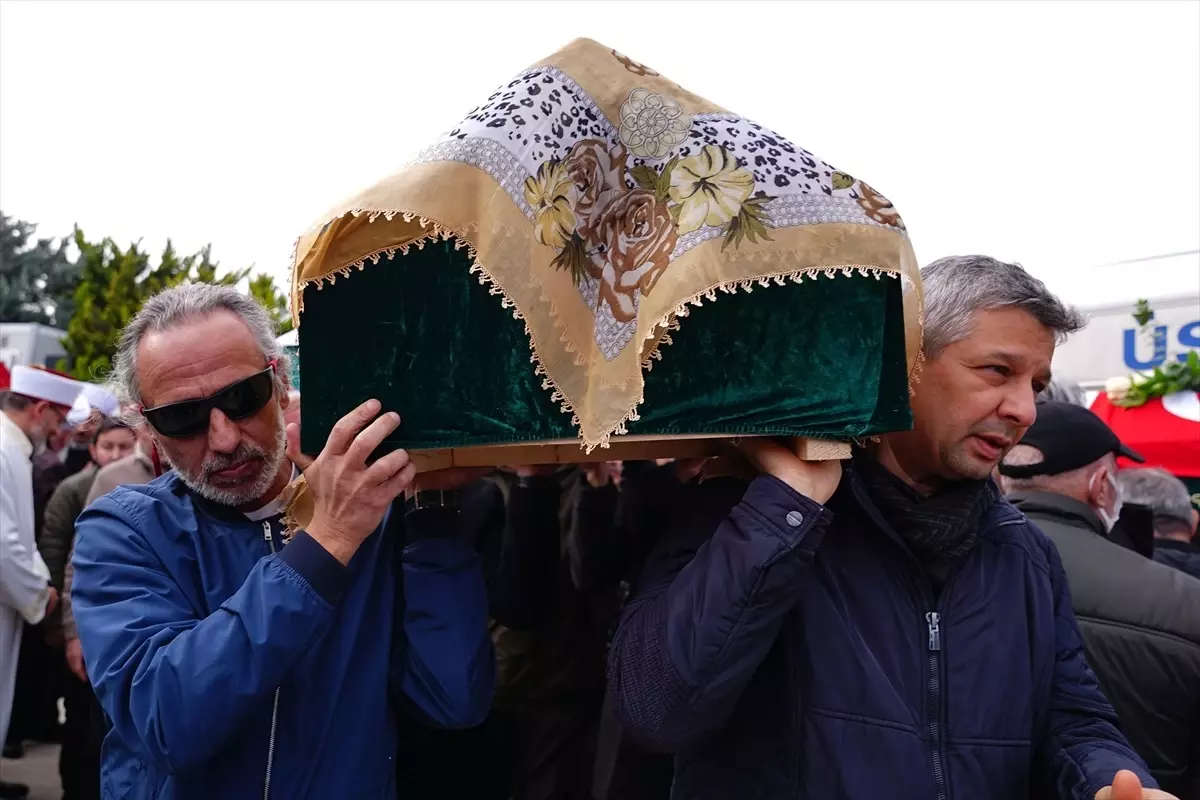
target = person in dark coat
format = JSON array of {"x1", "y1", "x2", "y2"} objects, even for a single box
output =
[
  {"x1": 1117, "y1": 467, "x2": 1200, "y2": 580},
  {"x1": 37, "y1": 417, "x2": 135, "y2": 800},
  {"x1": 999, "y1": 403, "x2": 1200, "y2": 798},
  {"x1": 608, "y1": 255, "x2": 1171, "y2": 799},
  {"x1": 393, "y1": 464, "x2": 626, "y2": 800}
]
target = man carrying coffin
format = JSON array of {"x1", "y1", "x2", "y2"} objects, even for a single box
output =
[
  {"x1": 71, "y1": 284, "x2": 495, "y2": 798},
  {"x1": 609, "y1": 255, "x2": 1173, "y2": 799}
]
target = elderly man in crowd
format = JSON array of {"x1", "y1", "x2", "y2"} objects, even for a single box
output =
[
  {"x1": 70, "y1": 283, "x2": 495, "y2": 798},
  {"x1": 37, "y1": 415, "x2": 136, "y2": 800},
  {"x1": 1000, "y1": 403, "x2": 1200, "y2": 798},
  {"x1": 1, "y1": 366, "x2": 82, "y2": 800},
  {"x1": 48, "y1": 414, "x2": 161, "y2": 800},
  {"x1": 40, "y1": 417, "x2": 137, "y2": 628},
  {"x1": 1118, "y1": 467, "x2": 1200, "y2": 580},
  {"x1": 58, "y1": 414, "x2": 160, "y2": 689},
  {"x1": 609, "y1": 255, "x2": 1173, "y2": 799}
]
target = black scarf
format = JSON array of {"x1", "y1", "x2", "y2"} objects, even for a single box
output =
[{"x1": 853, "y1": 453, "x2": 990, "y2": 587}]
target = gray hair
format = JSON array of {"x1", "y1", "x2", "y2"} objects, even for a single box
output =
[
  {"x1": 0, "y1": 390, "x2": 33, "y2": 412},
  {"x1": 111, "y1": 283, "x2": 290, "y2": 416},
  {"x1": 1038, "y1": 378, "x2": 1086, "y2": 407},
  {"x1": 920, "y1": 255, "x2": 1086, "y2": 358},
  {"x1": 1000, "y1": 444, "x2": 1113, "y2": 495},
  {"x1": 1116, "y1": 468, "x2": 1195, "y2": 532}
]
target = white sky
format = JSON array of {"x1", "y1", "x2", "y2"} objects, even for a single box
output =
[{"x1": 2, "y1": 0, "x2": 1197, "y2": 309}]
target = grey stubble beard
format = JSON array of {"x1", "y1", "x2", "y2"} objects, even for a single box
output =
[{"x1": 164, "y1": 423, "x2": 288, "y2": 508}]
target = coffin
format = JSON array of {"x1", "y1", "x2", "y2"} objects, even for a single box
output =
[{"x1": 288, "y1": 38, "x2": 924, "y2": 469}]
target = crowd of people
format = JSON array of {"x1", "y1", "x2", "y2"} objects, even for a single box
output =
[{"x1": 0, "y1": 254, "x2": 1197, "y2": 799}]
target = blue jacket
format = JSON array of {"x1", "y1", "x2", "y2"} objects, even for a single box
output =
[
  {"x1": 608, "y1": 467, "x2": 1156, "y2": 799},
  {"x1": 71, "y1": 473, "x2": 495, "y2": 799}
]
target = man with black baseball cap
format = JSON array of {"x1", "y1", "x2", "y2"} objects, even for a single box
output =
[
  {"x1": 1000, "y1": 402, "x2": 1200, "y2": 798},
  {"x1": 1001, "y1": 401, "x2": 1146, "y2": 485}
]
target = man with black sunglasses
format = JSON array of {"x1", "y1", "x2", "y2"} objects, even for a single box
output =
[{"x1": 69, "y1": 284, "x2": 495, "y2": 799}]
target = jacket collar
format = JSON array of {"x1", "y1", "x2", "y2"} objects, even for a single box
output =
[
  {"x1": 167, "y1": 464, "x2": 297, "y2": 523},
  {"x1": 168, "y1": 474, "x2": 245, "y2": 523},
  {"x1": 835, "y1": 461, "x2": 1006, "y2": 551},
  {"x1": 1155, "y1": 537, "x2": 1200, "y2": 555},
  {"x1": 1007, "y1": 491, "x2": 1107, "y2": 537}
]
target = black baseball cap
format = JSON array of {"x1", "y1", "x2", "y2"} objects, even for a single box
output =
[{"x1": 998, "y1": 401, "x2": 1145, "y2": 479}]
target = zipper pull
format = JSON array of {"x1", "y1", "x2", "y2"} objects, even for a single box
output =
[
  {"x1": 262, "y1": 521, "x2": 275, "y2": 554},
  {"x1": 926, "y1": 612, "x2": 941, "y2": 652}
]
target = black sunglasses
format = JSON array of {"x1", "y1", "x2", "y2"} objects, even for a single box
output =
[{"x1": 142, "y1": 362, "x2": 277, "y2": 439}]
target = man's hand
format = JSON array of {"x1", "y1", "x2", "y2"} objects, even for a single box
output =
[
  {"x1": 285, "y1": 399, "x2": 417, "y2": 565},
  {"x1": 510, "y1": 465, "x2": 558, "y2": 479},
  {"x1": 45, "y1": 586, "x2": 59, "y2": 618},
  {"x1": 737, "y1": 438, "x2": 842, "y2": 504},
  {"x1": 65, "y1": 637, "x2": 87, "y2": 683},
  {"x1": 674, "y1": 458, "x2": 709, "y2": 483},
  {"x1": 410, "y1": 467, "x2": 493, "y2": 493},
  {"x1": 582, "y1": 461, "x2": 622, "y2": 488},
  {"x1": 1095, "y1": 770, "x2": 1178, "y2": 799}
]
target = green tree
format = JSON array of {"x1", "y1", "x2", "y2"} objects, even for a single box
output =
[
  {"x1": 59, "y1": 231, "x2": 249, "y2": 381},
  {"x1": 0, "y1": 212, "x2": 80, "y2": 327},
  {"x1": 247, "y1": 272, "x2": 294, "y2": 335}
]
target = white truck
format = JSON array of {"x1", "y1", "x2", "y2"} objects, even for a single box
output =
[
  {"x1": 0, "y1": 321, "x2": 69, "y2": 373},
  {"x1": 1052, "y1": 292, "x2": 1200, "y2": 395}
]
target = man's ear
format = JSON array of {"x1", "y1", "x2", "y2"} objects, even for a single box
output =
[
  {"x1": 276, "y1": 373, "x2": 293, "y2": 408},
  {"x1": 1086, "y1": 466, "x2": 1109, "y2": 508}
]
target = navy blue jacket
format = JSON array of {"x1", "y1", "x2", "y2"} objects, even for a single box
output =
[
  {"x1": 1154, "y1": 538, "x2": 1200, "y2": 581},
  {"x1": 608, "y1": 467, "x2": 1155, "y2": 799},
  {"x1": 71, "y1": 473, "x2": 495, "y2": 799}
]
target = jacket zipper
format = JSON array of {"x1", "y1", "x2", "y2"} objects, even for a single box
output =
[
  {"x1": 905, "y1": 562, "x2": 953, "y2": 800},
  {"x1": 262, "y1": 521, "x2": 280, "y2": 800},
  {"x1": 848, "y1": 476, "x2": 955, "y2": 800},
  {"x1": 925, "y1": 608, "x2": 946, "y2": 800}
]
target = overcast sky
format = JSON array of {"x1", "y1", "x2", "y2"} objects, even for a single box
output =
[{"x1": 2, "y1": 0, "x2": 1197, "y2": 309}]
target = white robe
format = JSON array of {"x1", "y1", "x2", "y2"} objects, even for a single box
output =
[{"x1": 0, "y1": 411, "x2": 52, "y2": 743}]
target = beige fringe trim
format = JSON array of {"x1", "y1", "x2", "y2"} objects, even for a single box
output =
[
  {"x1": 290, "y1": 212, "x2": 924, "y2": 452},
  {"x1": 291, "y1": 211, "x2": 599, "y2": 446}
]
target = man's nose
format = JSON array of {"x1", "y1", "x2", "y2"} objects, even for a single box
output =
[
  {"x1": 999, "y1": 384, "x2": 1039, "y2": 429},
  {"x1": 207, "y1": 409, "x2": 241, "y2": 453}
]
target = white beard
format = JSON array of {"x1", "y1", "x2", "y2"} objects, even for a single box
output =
[{"x1": 165, "y1": 424, "x2": 288, "y2": 509}]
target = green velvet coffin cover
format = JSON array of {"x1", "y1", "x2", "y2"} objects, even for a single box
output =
[{"x1": 297, "y1": 239, "x2": 912, "y2": 455}]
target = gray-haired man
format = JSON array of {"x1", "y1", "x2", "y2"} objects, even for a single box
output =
[
  {"x1": 1000, "y1": 403, "x2": 1200, "y2": 798},
  {"x1": 610, "y1": 256, "x2": 1172, "y2": 798},
  {"x1": 1118, "y1": 467, "x2": 1200, "y2": 580},
  {"x1": 70, "y1": 283, "x2": 495, "y2": 798}
]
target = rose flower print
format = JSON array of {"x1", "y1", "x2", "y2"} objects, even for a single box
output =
[
  {"x1": 586, "y1": 188, "x2": 678, "y2": 323},
  {"x1": 563, "y1": 139, "x2": 627, "y2": 239}
]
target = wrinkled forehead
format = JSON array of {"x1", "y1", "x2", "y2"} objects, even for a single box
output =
[{"x1": 137, "y1": 311, "x2": 269, "y2": 407}]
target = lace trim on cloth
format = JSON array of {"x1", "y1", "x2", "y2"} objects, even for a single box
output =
[{"x1": 293, "y1": 211, "x2": 916, "y2": 452}]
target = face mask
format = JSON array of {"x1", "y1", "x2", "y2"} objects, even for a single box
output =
[{"x1": 1091, "y1": 470, "x2": 1123, "y2": 533}]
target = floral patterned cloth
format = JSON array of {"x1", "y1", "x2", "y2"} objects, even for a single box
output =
[{"x1": 290, "y1": 38, "x2": 922, "y2": 450}]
